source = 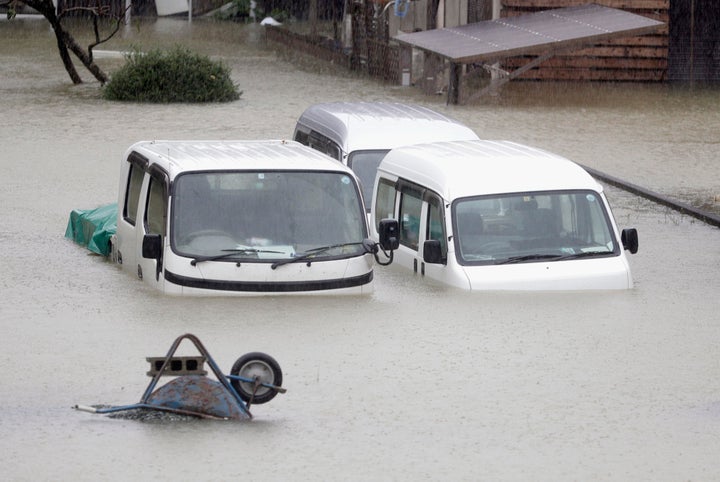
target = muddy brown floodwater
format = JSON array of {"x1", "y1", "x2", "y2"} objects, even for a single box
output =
[{"x1": 1, "y1": 15, "x2": 719, "y2": 482}]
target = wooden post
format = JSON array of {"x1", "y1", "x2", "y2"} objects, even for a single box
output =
[
  {"x1": 309, "y1": 0, "x2": 318, "y2": 38},
  {"x1": 448, "y1": 62, "x2": 460, "y2": 105}
]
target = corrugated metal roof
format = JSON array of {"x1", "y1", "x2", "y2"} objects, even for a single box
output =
[{"x1": 394, "y1": 4, "x2": 664, "y2": 64}]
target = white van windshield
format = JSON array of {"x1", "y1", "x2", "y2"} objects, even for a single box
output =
[
  {"x1": 347, "y1": 150, "x2": 389, "y2": 207},
  {"x1": 171, "y1": 171, "x2": 367, "y2": 261},
  {"x1": 453, "y1": 190, "x2": 618, "y2": 265}
]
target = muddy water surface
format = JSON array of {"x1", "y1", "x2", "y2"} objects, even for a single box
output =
[{"x1": 1, "y1": 16, "x2": 719, "y2": 481}]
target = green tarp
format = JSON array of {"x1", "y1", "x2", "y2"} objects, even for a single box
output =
[{"x1": 65, "y1": 203, "x2": 118, "y2": 256}]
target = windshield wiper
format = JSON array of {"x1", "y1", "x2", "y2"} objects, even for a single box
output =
[
  {"x1": 556, "y1": 251, "x2": 612, "y2": 260},
  {"x1": 495, "y1": 251, "x2": 612, "y2": 265},
  {"x1": 495, "y1": 254, "x2": 563, "y2": 265},
  {"x1": 191, "y1": 248, "x2": 284, "y2": 266},
  {"x1": 271, "y1": 241, "x2": 366, "y2": 270}
]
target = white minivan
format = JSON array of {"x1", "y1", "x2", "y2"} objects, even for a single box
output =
[
  {"x1": 369, "y1": 140, "x2": 639, "y2": 291},
  {"x1": 293, "y1": 102, "x2": 480, "y2": 208},
  {"x1": 112, "y1": 140, "x2": 385, "y2": 295}
]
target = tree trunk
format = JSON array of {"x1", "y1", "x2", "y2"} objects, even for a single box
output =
[
  {"x1": 20, "y1": 0, "x2": 109, "y2": 84},
  {"x1": 51, "y1": 19, "x2": 83, "y2": 84},
  {"x1": 61, "y1": 28, "x2": 109, "y2": 83}
]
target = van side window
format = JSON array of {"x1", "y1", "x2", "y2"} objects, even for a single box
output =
[
  {"x1": 399, "y1": 185, "x2": 422, "y2": 250},
  {"x1": 427, "y1": 196, "x2": 446, "y2": 256},
  {"x1": 313, "y1": 137, "x2": 341, "y2": 160},
  {"x1": 293, "y1": 130, "x2": 309, "y2": 145},
  {"x1": 296, "y1": 129, "x2": 342, "y2": 161},
  {"x1": 146, "y1": 176, "x2": 167, "y2": 236},
  {"x1": 375, "y1": 178, "x2": 397, "y2": 232},
  {"x1": 124, "y1": 163, "x2": 144, "y2": 225}
]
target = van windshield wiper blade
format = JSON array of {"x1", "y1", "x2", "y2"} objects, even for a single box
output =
[
  {"x1": 495, "y1": 250, "x2": 612, "y2": 265},
  {"x1": 556, "y1": 250, "x2": 612, "y2": 260},
  {"x1": 495, "y1": 254, "x2": 563, "y2": 265},
  {"x1": 191, "y1": 248, "x2": 284, "y2": 266},
  {"x1": 271, "y1": 242, "x2": 365, "y2": 269}
]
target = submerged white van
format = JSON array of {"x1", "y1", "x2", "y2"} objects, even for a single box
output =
[
  {"x1": 293, "y1": 102, "x2": 480, "y2": 207},
  {"x1": 112, "y1": 140, "x2": 381, "y2": 295},
  {"x1": 369, "y1": 140, "x2": 639, "y2": 291}
]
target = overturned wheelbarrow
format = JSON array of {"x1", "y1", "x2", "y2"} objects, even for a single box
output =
[{"x1": 73, "y1": 333, "x2": 285, "y2": 420}]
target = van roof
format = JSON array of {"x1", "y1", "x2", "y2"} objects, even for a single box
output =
[
  {"x1": 378, "y1": 140, "x2": 603, "y2": 200},
  {"x1": 126, "y1": 140, "x2": 354, "y2": 179},
  {"x1": 295, "y1": 102, "x2": 479, "y2": 155}
]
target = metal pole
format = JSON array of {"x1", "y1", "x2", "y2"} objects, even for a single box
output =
[{"x1": 492, "y1": 0, "x2": 500, "y2": 19}]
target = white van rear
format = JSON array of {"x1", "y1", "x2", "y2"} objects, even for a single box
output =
[
  {"x1": 293, "y1": 102, "x2": 480, "y2": 207},
  {"x1": 369, "y1": 140, "x2": 638, "y2": 291}
]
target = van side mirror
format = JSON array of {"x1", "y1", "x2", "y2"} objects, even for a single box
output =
[
  {"x1": 378, "y1": 219, "x2": 400, "y2": 251},
  {"x1": 423, "y1": 240, "x2": 444, "y2": 264},
  {"x1": 142, "y1": 234, "x2": 162, "y2": 259},
  {"x1": 621, "y1": 228, "x2": 639, "y2": 254}
]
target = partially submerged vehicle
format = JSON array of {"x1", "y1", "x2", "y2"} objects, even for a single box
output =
[
  {"x1": 293, "y1": 102, "x2": 480, "y2": 208},
  {"x1": 67, "y1": 140, "x2": 398, "y2": 295},
  {"x1": 369, "y1": 140, "x2": 639, "y2": 291}
]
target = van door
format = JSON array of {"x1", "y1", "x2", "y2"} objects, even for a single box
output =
[
  {"x1": 395, "y1": 181, "x2": 424, "y2": 272},
  {"x1": 374, "y1": 177, "x2": 452, "y2": 282},
  {"x1": 137, "y1": 169, "x2": 169, "y2": 290},
  {"x1": 116, "y1": 153, "x2": 147, "y2": 273},
  {"x1": 420, "y1": 194, "x2": 449, "y2": 281}
]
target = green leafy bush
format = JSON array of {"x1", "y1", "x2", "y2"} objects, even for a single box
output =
[{"x1": 103, "y1": 46, "x2": 241, "y2": 103}]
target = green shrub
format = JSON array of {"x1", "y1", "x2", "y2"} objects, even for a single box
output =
[{"x1": 103, "y1": 46, "x2": 241, "y2": 103}]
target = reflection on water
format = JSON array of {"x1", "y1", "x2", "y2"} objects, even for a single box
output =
[{"x1": 1, "y1": 16, "x2": 720, "y2": 481}]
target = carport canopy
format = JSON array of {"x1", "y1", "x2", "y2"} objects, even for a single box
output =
[{"x1": 394, "y1": 4, "x2": 665, "y2": 103}]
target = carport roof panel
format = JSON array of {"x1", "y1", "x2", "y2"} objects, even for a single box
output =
[{"x1": 394, "y1": 4, "x2": 665, "y2": 64}]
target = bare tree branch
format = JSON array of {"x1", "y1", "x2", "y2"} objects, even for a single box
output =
[
  {"x1": 57, "y1": 4, "x2": 129, "y2": 66},
  {"x1": 11, "y1": 0, "x2": 130, "y2": 85}
]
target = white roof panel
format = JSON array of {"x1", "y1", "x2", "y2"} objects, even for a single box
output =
[
  {"x1": 127, "y1": 140, "x2": 352, "y2": 179},
  {"x1": 379, "y1": 140, "x2": 602, "y2": 201},
  {"x1": 295, "y1": 102, "x2": 479, "y2": 155}
]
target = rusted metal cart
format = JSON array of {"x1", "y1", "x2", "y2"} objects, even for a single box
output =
[{"x1": 73, "y1": 333, "x2": 285, "y2": 420}]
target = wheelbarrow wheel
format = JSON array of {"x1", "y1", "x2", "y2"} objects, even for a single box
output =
[{"x1": 230, "y1": 352, "x2": 283, "y2": 405}]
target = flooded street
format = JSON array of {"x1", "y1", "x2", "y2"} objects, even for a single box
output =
[{"x1": 2, "y1": 16, "x2": 720, "y2": 481}]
